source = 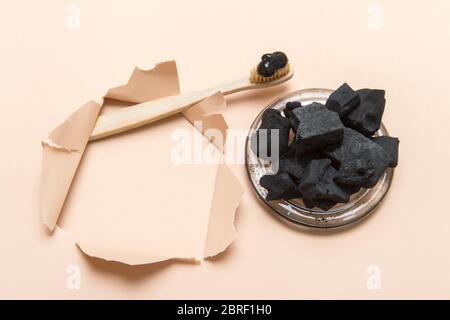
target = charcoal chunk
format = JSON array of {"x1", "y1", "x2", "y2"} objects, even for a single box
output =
[
  {"x1": 290, "y1": 103, "x2": 344, "y2": 154},
  {"x1": 276, "y1": 147, "x2": 323, "y2": 180},
  {"x1": 303, "y1": 198, "x2": 337, "y2": 211},
  {"x1": 260, "y1": 108, "x2": 291, "y2": 130},
  {"x1": 278, "y1": 148, "x2": 304, "y2": 182},
  {"x1": 251, "y1": 109, "x2": 291, "y2": 159},
  {"x1": 299, "y1": 159, "x2": 350, "y2": 203},
  {"x1": 260, "y1": 172, "x2": 302, "y2": 201},
  {"x1": 323, "y1": 128, "x2": 391, "y2": 188},
  {"x1": 283, "y1": 101, "x2": 302, "y2": 127},
  {"x1": 372, "y1": 136, "x2": 399, "y2": 167},
  {"x1": 296, "y1": 151, "x2": 324, "y2": 168},
  {"x1": 339, "y1": 183, "x2": 361, "y2": 195},
  {"x1": 343, "y1": 89, "x2": 385, "y2": 137},
  {"x1": 289, "y1": 102, "x2": 320, "y2": 129},
  {"x1": 285, "y1": 101, "x2": 302, "y2": 114},
  {"x1": 252, "y1": 85, "x2": 395, "y2": 210},
  {"x1": 326, "y1": 83, "x2": 360, "y2": 116}
]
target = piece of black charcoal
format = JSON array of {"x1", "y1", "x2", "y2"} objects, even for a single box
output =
[
  {"x1": 323, "y1": 128, "x2": 391, "y2": 188},
  {"x1": 296, "y1": 150, "x2": 324, "y2": 168},
  {"x1": 274, "y1": 146, "x2": 323, "y2": 180},
  {"x1": 289, "y1": 102, "x2": 320, "y2": 129},
  {"x1": 278, "y1": 148, "x2": 305, "y2": 182},
  {"x1": 283, "y1": 101, "x2": 302, "y2": 125},
  {"x1": 260, "y1": 172, "x2": 302, "y2": 201},
  {"x1": 260, "y1": 108, "x2": 291, "y2": 130},
  {"x1": 342, "y1": 89, "x2": 386, "y2": 137},
  {"x1": 339, "y1": 183, "x2": 361, "y2": 195},
  {"x1": 372, "y1": 136, "x2": 399, "y2": 167},
  {"x1": 303, "y1": 198, "x2": 337, "y2": 211},
  {"x1": 252, "y1": 84, "x2": 396, "y2": 211},
  {"x1": 299, "y1": 159, "x2": 350, "y2": 203},
  {"x1": 290, "y1": 103, "x2": 344, "y2": 154},
  {"x1": 251, "y1": 109, "x2": 291, "y2": 159},
  {"x1": 326, "y1": 83, "x2": 360, "y2": 116}
]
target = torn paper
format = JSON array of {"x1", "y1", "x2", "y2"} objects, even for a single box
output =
[
  {"x1": 41, "y1": 101, "x2": 101, "y2": 230},
  {"x1": 41, "y1": 61, "x2": 180, "y2": 231},
  {"x1": 182, "y1": 92, "x2": 228, "y2": 150},
  {"x1": 41, "y1": 60, "x2": 243, "y2": 265},
  {"x1": 105, "y1": 61, "x2": 180, "y2": 104}
]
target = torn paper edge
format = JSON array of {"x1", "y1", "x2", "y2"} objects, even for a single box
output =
[
  {"x1": 105, "y1": 62, "x2": 180, "y2": 104},
  {"x1": 41, "y1": 60, "x2": 243, "y2": 266},
  {"x1": 41, "y1": 101, "x2": 102, "y2": 230},
  {"x1": 41, "y1": 139, "x2": 79, "y2": 153},
  {"x1": 182, "y1": 91, "x2": 228, "y2": 150},
  {"x1": 41, "y1": 61, "x2": 179, "y2": 232},
  {"x1": 203, "y1": 164, "x2": 243, "y2": 259},
  {"x1": 73, "y1": 97, "x2": 241, "y2": 266}
]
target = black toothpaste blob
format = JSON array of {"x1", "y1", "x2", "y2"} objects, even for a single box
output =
[
  {"x1": 271, "y1": 51, "x2": 288, "y2": 69},
  {"x1": 256, "y1": 51, "x2": 288, "y2": 77},
  {"x1": 253, "y1": 83, "x2": 399, "y2": 211},
  {"x1": 257, "y1": 60, "x2": 276, "y2": 77}
]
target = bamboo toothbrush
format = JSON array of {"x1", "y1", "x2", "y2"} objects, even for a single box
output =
[{"x1": 90, "y1": 52, "x2": 294, "y2": 141}]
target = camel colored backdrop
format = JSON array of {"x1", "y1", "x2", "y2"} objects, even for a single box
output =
[{"x1": 1, "y1": 0, "x2": 449, "y2": 299}]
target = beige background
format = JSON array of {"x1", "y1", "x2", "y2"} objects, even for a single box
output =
[{"x1": 1, "y1": 0, "x2": 450, "y2": 299}]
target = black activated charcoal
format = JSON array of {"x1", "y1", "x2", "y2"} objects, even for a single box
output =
[
  {"x1": 253, "y1": 83, "x2": 398, "y2": 211},
  {"x1": 326, "y1": 83, "x2": 360, "y2": 116},
  {"x1": 339, "y1": 183, "x2": 361, "y2": 196},
  {"x1": 299, "y1": 159, "x2": 350, "y2": 203},
  {"x1": 296, "y1": 150, "x2": 324, "y2": 168},
  {"x1": 283, "y1": 101, "x2": 302, "y2": 123},
  {"x1": 278, "y1": 148, "x2": 305, "y2": 182},
  {"x1": 372, "y1": 136, "x2": 399, "y2": 167},
  {"x1": 303, "y1": 198, "x2": 337, "y2": 211},
  {"x1": 251, "y1": 109, "x2": 291, "y2": 159},
  {"x1": 260, "y1": 172, "x2": 302, "y2": 201},
  {"x1": 291, "y1": 103, "x2": 344, "y2": 154},
  {"x1": 256, "y1": 51, "x2": 288, "y2": 77},
  {"x1": 342, "y1": 89, "x2": 386, "y2": 137},
  {"x1": 323, "y1": 128, "x2": 391, "y2": 188}
]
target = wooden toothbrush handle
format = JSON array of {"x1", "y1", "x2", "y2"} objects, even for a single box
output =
[
  {"x1": 89, "y1": 69, "x2": 293, "y2": 141},
  {"x1": 89, "y1": 78, "x2": 252, "y2": 141}
]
